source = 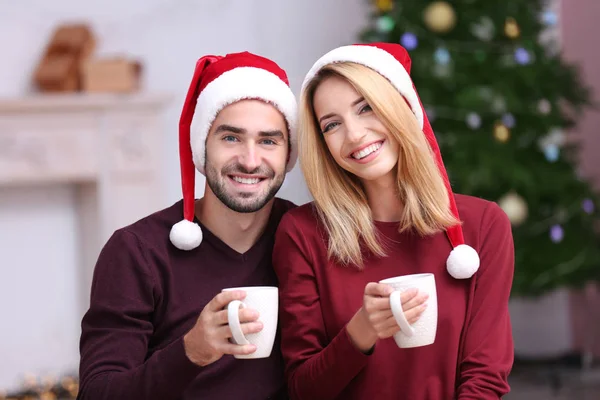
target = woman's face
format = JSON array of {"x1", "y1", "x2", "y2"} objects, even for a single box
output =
[{"x1": 312, "y1": 75, "x2": 400, "y2": 184}]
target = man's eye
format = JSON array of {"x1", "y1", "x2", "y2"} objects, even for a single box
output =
[{"x1": 223, "y1": 135, "x2": 238, "y2": 142}]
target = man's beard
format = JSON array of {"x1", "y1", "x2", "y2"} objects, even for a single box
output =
[{"x1": 205, "y1": 161, "x2": 285, "y2": 213}]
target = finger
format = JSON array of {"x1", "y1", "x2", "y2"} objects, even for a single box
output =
[
  {"x1": 401, "y1": 293, "x2": 429, "y2": 312},
  {"x1": 366, "y1": 309, "x2": 393, "y2": 324},
  {"x1": 365, "y1": 282, "x2": 395, "y2": 297},
  {"x1": 220, "y1": 343, "x2": 257, "y2": 356},
  {"x1": 219, "y1": 321, "x2": 264, "y2": 338},
  {"x1": 377, "y1": 323, "x2": 401, "y2": 339},
  {"x1": 214, "y1": 307, "x2": 260, "y2": 326},
  {"x1": 399, "y1": 288, "x2": 419, "y2": 304},
  {"x1": 364, "y1": 297, "x2": 392, "y2": 313},
  {"x1": 208, "y1": 290, "x2": 246, "y2": 312},
  {"x1": 376, "y1": 315, "x2": 403, "y2": 332},
  {"x1": 405, "y1": 303, "x2": 428, "y2": 324}
]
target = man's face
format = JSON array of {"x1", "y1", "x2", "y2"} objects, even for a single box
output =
[{"x1": 204, "y1": 99, "x2": 289, "y2": 213}]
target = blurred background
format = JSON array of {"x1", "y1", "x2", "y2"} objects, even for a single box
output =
[{"x1": 0, "y1": 0, "x2": 599, "y2": 398}]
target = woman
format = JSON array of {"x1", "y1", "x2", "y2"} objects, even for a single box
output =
[{"x1": 272, "y1": 42, "x2": 514, "y2": 399}]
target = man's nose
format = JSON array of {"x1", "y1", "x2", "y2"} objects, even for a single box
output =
[{"x1": 238, "y1": 144, "x2": 260, "y2": 172}]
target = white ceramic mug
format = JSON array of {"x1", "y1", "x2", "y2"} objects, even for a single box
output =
[
  {"x1": 379, "y1": 273, "x2": 438, "y2": 348},
  {"x1": 222, "y1": 286, "x2": 279, "y2": 359}
]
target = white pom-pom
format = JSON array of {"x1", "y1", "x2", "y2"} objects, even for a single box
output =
[
  {"x1": 169, "y1": 220, "x2": 203, "y2": 251},
  {"x1": 446, "y1": 244, "x2": 480, "y2": 279}
]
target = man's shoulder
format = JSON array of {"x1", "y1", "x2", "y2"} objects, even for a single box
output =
[
  {"x1": 113, "y1": 200, "x2": 184, "y2": 248},
  {"x1": 269, "y1": 197, "x2": 298, "y2": 226}
]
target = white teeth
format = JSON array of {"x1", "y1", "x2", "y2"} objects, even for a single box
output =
[
  {"x1": 352, "y1": 142, "x2": 382, "y2": 159},
  {"x1": 232, "y1": 176, "x2": 261, "y2": 184}
]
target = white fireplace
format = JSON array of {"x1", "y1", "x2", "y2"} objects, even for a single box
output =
[{"x1": 0, "y1": 93, "x2": 171, "y2": 390}]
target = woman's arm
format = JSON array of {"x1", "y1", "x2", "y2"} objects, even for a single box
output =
[
  {"x1": 272, "y1": 213, "x2": 371, "y2": 400},
  {"x1": 456, "y1": 202, "x2": 515, "y2": 399}
]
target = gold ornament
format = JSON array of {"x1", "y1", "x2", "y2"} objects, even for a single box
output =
[
  {"x1": 494, "y1": 122, "x2": 510, "y2": 142},
  {"x1": 375, "y1": 0, "x2": 394, "y2": 13},
  {"x1": 423, "y1": 1, "x2": 457, "y2": 33},
  {"x1": 504, "y1": 17, "x2": 520, "y2": 39},
  {"x1": 498, "y1": 192, "x2": 528, "y2": 225}
]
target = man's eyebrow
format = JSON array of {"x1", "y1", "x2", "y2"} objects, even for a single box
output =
[
  {"x1": 214, "y1": 124, "x2": 246, "y2": 134},
  {"x1": 259, "y1": 130, "x2": 284, "y2": 139}
]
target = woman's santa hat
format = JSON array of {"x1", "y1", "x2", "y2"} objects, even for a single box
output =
[
  {"x1": 170, "y1": 51, "x2": 298, "y2": 251},
  {"x1": 301, "y1": 42, "x2": 480, "y2": 279}
]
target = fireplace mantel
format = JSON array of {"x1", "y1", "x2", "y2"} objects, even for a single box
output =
[{"x1": 0, "y1": 93, "x2": 172, "y2": 313}]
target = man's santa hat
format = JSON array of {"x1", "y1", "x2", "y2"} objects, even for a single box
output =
[
  {"x1": 301, "y1": 42, "x2": 480, "y2": 279},
  {"x1": 170, "y1": 51, "x2": 297, "y2": 251}
]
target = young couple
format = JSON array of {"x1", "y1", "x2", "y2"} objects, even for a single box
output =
[{"x1": 77, "y1": 43, "x2": 514, "y2": 400}]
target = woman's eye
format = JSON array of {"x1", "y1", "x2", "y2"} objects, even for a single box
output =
[
  {"x1": 322, "y1": 121, "x2": 339, "y2": 133},
  {"x1": 360, "y1": 104, "x2": 372, "y2": 113}
]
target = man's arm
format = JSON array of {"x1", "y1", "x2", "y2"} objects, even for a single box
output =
[
  {"x1": 77, "y1": 229, "x2": 259, "y2": 400},
  {"x1": 77, "y1": 229, "x2": 201, "y2": 400}
]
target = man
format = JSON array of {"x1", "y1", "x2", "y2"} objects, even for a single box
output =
[{"x1": 77, "y1": 51, "x2": 298, "y2": 400}]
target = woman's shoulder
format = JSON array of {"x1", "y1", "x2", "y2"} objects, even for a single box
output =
[
  {"x1": 278, "y1": 201, "x2": 323, "y2": 235},
  {"x1": 454, "y1": 193, "x2": 511, "y2": 241},
  {"x1": 281, "y1": 201, "x2": 319, "y2": 224}
]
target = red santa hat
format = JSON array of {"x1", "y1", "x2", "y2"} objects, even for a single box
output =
[
  {"x1": 301, "y1": 42, "x2": 480, "y2": 279},
  {"x1": 170, "y1": 51, "x2": 298, "y2": 251}
]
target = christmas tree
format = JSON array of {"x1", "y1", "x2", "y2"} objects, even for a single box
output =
[{"x1": 361, "y1": 0, "x2": 600, "y2": 296}]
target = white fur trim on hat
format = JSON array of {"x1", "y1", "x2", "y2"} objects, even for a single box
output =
[
  {"x1": 190, "y1": 66, "x2": 298, "y2": 175},
  {"x1": 301, "y1": 45, "x2": 424, "y2": 129},
  {"x1": 446, "y1": 244, "x2": 480, "y2": 279},
  {"x1": 170, "y1": 219, "x2": 203, "y2": 251}
]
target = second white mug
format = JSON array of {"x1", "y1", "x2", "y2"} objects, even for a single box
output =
[{"x1": 379, "y1": 273, "x2": 438, "y2": 348}]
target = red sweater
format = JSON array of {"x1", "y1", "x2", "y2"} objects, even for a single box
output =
[
  {"x1": 78, "y1": 198, "x2": 295, "y2": 400},
  {"x1": 272, "y1": 194, "x2": 514, "y2": 400}
]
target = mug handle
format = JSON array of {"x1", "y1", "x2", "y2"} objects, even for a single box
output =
[
  {"x1": 389, "y1": 291, "x2": 416, "y2": 337},
  {"x1": 227, "y1": 300, "x2": 250, "y2": 345}
]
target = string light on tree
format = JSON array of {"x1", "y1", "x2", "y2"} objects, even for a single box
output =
[
  {"x1": 539, "y1": 128, "x2": 565, "y2": 149},
  {"x1": 401, "y1": 32, "x2": 418, "y2": 50},
  {"x1": 434, "y1": 47, "x2": 451, "y2": 65},
  {"x1": 466, "y1": 112, "x2": 481, "y2": 129},
  {"x1": 375, "y1": 0, "x2": 394, "y2": 13},
  {"x1": 498, "y1": 192, "x2": 528, "y2": 225},
  {"x1": 423, "y1": 1, "x2": 457, "y2": 33},
  {"x1": 470, "y1": 17, "x2": 495, "y2": 41},
  {"x1": 491, "y1": 96, "x2": 507, "y2": 113},
  {"x1": 504, "y1": 17, "x2": 520, "y2": 39},
  {"x1": 502, "y1": 113, "x2": 516, "y2": 128},
  {"x1": 582, "y1": 198, "x2": 595, "y2": 214},
  {"x1": 494, "y1": 122, "x2": 510, "y2": 142},
  {"x1": 544, "y1": 144, "x2": 560, "y2": 162},
  {"x1": 542, "y1": 10, "x2": 558, "y2": 26},
  {"x1": 550, "y1": 224, "x2": 564, "y2": 243},
  {"x1": 538, "y1": 98, "x2": 552, "y2": 114},
  {"x1": 515, "y1": 47, "x2": 532, "y2": 65},
  {"x1": 376, "y1": 15, "x2": 395, "y2": 33}
]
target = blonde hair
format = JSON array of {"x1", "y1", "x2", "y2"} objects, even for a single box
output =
[{"x1": 299, "y1": 62, "x2": 460, "y2": 267}]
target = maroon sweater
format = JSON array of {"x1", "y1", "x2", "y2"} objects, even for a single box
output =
[
  {"x1": 272, "y1": 194, "x2": 514, "y2": 399},
  {"x1": 78, "y1": 198, "x2": 295, "y2": 400}
]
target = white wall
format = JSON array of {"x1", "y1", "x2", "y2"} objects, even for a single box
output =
[{"x1": 0, "y1": 0, "x2": 368, "y2": 390}]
